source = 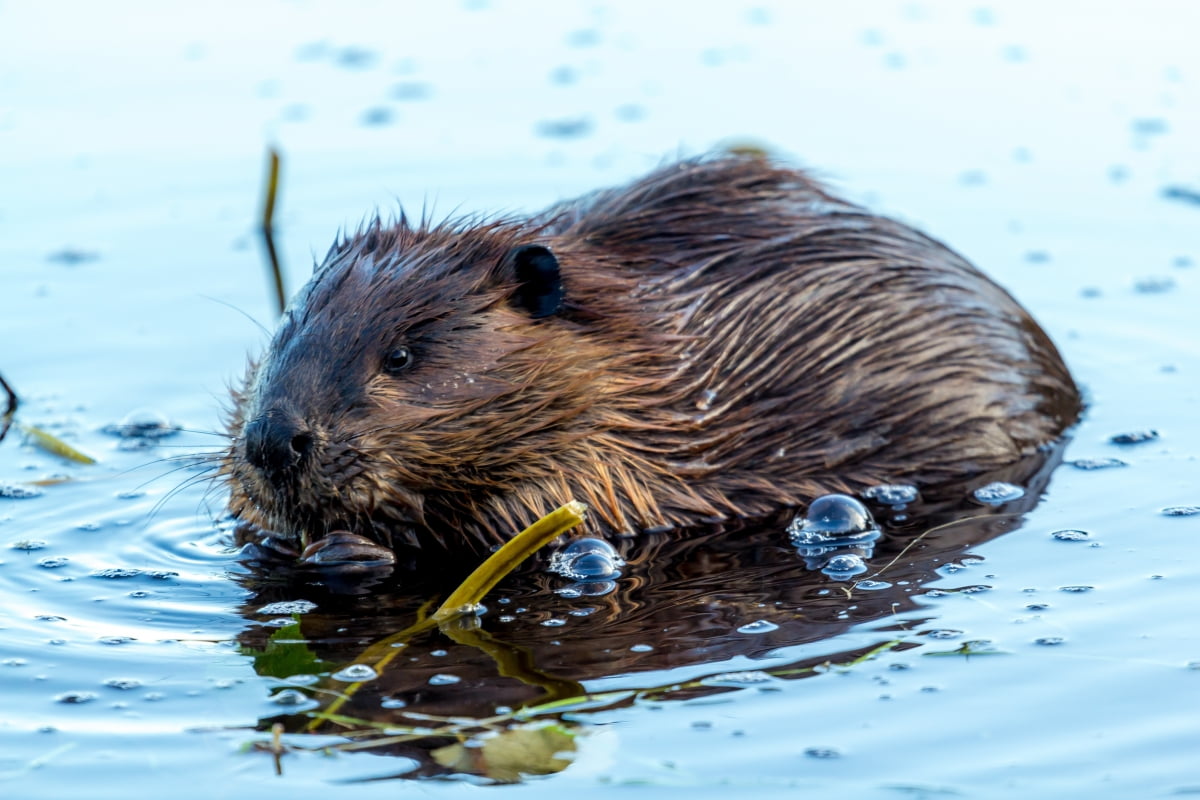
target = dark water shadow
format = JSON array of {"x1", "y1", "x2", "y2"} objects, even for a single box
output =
[{"x1": 233, "y1": 443, "x2": 1067, "y2": 782}]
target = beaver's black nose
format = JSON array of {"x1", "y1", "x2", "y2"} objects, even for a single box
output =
[{"x1": 242, "y1": 409, "x2": 315, "y2": 478}]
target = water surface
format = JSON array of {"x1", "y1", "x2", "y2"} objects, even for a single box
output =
[{"x1": 2, "y1": 2, "x2": 1198, "y2": 797}]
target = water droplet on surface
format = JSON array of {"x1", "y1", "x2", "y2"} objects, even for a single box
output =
[
  {"x1": 11, "y1": 540, "x2": 47, "y2": 551},
  {"x1": 1035, "y1": 637, "x2": 1065, "y2": 646},
  {"x1": 380, "y1": 696, "x2": 407, "y2": 709},
  {"x1": 56, "y1": 691, "x2": 98, "y2": 704},
  {"x1": 428, "y1": 674, "x2": 461, "y2": 686},
  {"x1": 91, "y1": 568, "x2": 143, "y2": 579},
  {"x1": 1070, "y1": 457, "x2": 1127, "y2": 470},
  {"x1": 103, "y1": 678, "x2": 142, "y2": 690},
  {"x1": 1109, "y1": 430, "x2": 1158, "y2": 445},
  {"x1": 257, "y1": 600, "x2": 317, "y2": 615},
  {"x1": 855, "y1": 579, "x2": 892, "y2": 591},
  {"x1": 927, "y1": 629, "x2": 961, "y2": 640},
  {"x1": 103, "y1": 409, "x2": 178, "y2": 440},
  {"x1": 0, "y1": 482, "x2": 45, "y2": 499},
  {"x1": 1060, "y1": 585, "x2": 1094, "y2": 593},
  {"x1": 822, "y1": 554, "x2": 867, "y2": 578},
  {"x1": 972, "y1": 482, "x2": 1025, "y2": 505},
  {"x1": 1051, "y1": 529, "x2": 1091, "y2": 541},
  {"x1": 548, "y1": 537, "x2": 624, "y2": 580},
  {"x1": 804, "y1": 747, "x2": 841, "y2": 759},
  {"x1": 736, "y1": 619, "x2": 779, "y2": 635},
  {"x1": 331, "y1": 664, "x2": 378, "y2": 682},
  {"x1": 629, "y1": 643, "x2": 654, "y2": 653},
  {"x1": 1162, "y1": 506, "x2": 1200, "y2": 517},
  {"x1": 270, "y1": 689, "x2": 310, "y2": 706},
  {"x1": 541, "y1": 618, "x2": 567, "y2": 627},
  {"x1": 37, "y1": 556, "x2": 69, "y2": 569},
  {"x1": 863, "y1": 484, "x2": 919, "y2": 506}
]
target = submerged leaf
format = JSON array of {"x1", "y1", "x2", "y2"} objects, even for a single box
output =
[
  {"x1": 240, "y1": 619, "x2": 334, "y2": 679},
  {"x1": 432, "y1": 723, "x2": 578, "y2": 782}
]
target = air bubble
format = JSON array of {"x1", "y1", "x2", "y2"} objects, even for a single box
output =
[
  {"x1": 270, "y1": 689, "x2": 310, "y2": 706},
  {"x1": 927, "y1": 629, "x2": 961, "y2": 639},
  {"x1": 1109, "y1": 430, "x2": 1158, "y2": 445},
  {"x1": 823, "y1": 553, "x2": 867, "y2": 578},
  {"x1": 91, "y1": 568, "x2": 143, "y2": 579},
  {"x1": 855, "y1": 579, "x2": 892, "y2": 591},
  {"x1": 789, "y1": 494, "x2": 877, "y2": 543},
  {"x1": 103, "y1": 409, "x2": 178, "y2": 440},
  {"x1": 331, "y1": 664, "x2": 378, "y2": 682},
  {"x1": 1070, "y1": 457, "x2": 1126, "y2": 470},
  {"x1": 1051, "y1": 529, "x2": 1091, "y2": 542},
  {"x1": 548, "y1": 537, "x2": 624, "y2": 580},
  {"x1": 0, "y1": 483, "x2": 44, "y2": 499},
  {"x1": 257, "y1": 600, "x2": 317, "y2": 615},
  {"x1": 972, "y1": 482, "x2": 1025, "y2": 505},
  {"x1": 804, "y1": 747, "x2": 841, "y2": 759},
  {"x1": 1162, "y1": 506, "x2": 1200, "y2": 517},
  {"x1": 428, "y1": 674, "x2": 461, "y2": 686},
  {"x1": 736, "y1": 619, "x2": 779, "y2": 635},
  {"x1": 863, "y1": 484, "x2": 919, "y2": 506},
  {"x1": 56, "y1": 691, "x2": 97, "y2": 704}
]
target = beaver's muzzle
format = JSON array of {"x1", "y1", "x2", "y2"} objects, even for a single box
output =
[{"x1": 241, "y1": 408, "x2": 315, "y2": 482}]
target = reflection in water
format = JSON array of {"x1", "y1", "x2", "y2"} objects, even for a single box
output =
[{"x1": 234, "y1": 443, "x2": 1065, "y2": 782}]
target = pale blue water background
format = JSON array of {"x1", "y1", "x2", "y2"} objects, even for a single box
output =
[{"x1": 2, "y1": 1, "x2": 1198, "y2": 797}]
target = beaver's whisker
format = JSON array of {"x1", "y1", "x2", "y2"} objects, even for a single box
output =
[{"x1": 145, "y1": 466, "x2": 222, "y2": 525}]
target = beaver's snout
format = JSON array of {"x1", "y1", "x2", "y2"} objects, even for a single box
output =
[{"x1": 242, "y1": 408, "x2": 317, "y2": 481}]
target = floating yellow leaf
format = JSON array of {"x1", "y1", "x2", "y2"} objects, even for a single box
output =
[{"x1": 19, "y1": 424, "x2": 97, "y2": 465}]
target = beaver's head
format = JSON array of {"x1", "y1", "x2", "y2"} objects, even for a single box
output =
[{"x1": 224, "y1": 219, "x2": 643, "y2": 553}]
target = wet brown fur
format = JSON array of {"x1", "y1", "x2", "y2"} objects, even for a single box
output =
[{"x1": 223, "y1": 155, "x2": 1080, "y2": 553}]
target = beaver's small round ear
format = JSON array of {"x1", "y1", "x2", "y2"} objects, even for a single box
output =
[{"x1": 508, "y1": 244, "x2": 563, "y2": 319}]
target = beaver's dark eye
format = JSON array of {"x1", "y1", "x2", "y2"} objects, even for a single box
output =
[{"x1": 384, "y1": 346, "x2": 414, "y2": 374}]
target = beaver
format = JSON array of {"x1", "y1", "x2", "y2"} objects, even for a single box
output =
[{"x1": 223, "y1": 154, "x2": 1080, "y2": 556}]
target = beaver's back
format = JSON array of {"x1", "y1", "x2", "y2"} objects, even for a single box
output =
[{"x1": 524, "y1": 156, "x2": 1079, "y2": 529}]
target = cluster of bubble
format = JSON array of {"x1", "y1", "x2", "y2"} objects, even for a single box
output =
[{"x1": 787, "y1": 493, "x2": 883, "y2": 579}]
